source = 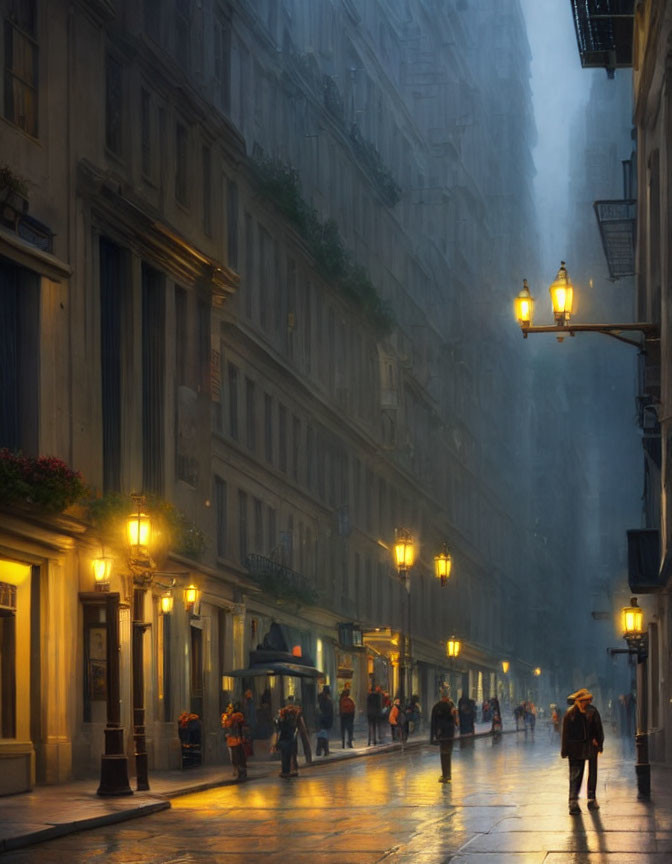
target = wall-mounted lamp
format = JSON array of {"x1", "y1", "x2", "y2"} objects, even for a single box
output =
[
  {"x1": 92, "y1": 552, "x2": 113, "y2": 591},
  {"x1": 160, "y1": 591, "x2": 174, "y2": 614},
  {"x1": 184, "y1": 583, "x2": 201, "y2": 613},
  {"x1": 514, "y1": 262, "x2": 657, "y2": 348}
]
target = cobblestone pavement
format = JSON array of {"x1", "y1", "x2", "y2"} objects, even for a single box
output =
[{"x1": 2, "y1": 733, "x2": 670, "y2": 863}]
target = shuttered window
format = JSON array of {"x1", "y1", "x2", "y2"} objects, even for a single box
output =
[
  {"x1": 99, "y1": 238, "x2": 123, "y2": 492},
  {"x1": 142, "y1": 263, "x2": 165, "y2": 494}
]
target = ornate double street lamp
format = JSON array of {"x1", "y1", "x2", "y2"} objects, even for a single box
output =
[
  {"x1": 446, "y1": 637, "x2": 461, "y2": 658},
  {"x1": 514, "y1": 261, "x2": 657, "y2": 347}
]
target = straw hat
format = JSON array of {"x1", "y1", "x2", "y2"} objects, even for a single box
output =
[{"x1": 568, "y1": 688, "x2": 593, "y2": 702}]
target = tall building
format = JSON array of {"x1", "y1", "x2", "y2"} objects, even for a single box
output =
[{"x1": 0, "y1": 0, "x2": 545, "y2": 794}]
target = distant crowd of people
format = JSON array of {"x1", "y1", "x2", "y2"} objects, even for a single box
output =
[{"x1": 213, "y1": 678, "x2": 615, "y2": 814}]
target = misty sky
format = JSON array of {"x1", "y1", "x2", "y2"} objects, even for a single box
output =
[{"x1": 520, "y1": 0, "x2": 598, "y2": 272}]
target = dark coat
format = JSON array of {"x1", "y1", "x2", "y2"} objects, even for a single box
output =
[
  {"x1": 430, "y1": 698, "x2": 457, "y2": 742},
  {"x1": 317, "y1": 693, "x2": 334, "y2": 730},
  {"x1": 561, "y1": 704, "x2": 604, "y2": 760},
  {"x1": 366, "y1": 690, "x2": 382, "y2": 720}
]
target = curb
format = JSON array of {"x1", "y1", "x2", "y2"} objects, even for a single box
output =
[{"x1": 0, "y1": 800, "x2": 170, "y2": 855}]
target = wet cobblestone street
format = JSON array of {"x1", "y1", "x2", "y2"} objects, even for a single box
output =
[{"x1": 2, "y1": 734, "x2": 670, "y2": 864}]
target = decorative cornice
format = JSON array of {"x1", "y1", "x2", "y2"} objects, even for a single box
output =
[{"x1": 77, "y1": 159, "x2": 238, "y2": 305}]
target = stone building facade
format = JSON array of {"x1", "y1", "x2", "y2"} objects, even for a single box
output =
[{"x1": 0, "y1": 0, "x2": 545, "y2": 794}]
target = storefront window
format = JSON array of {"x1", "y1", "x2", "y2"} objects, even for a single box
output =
[{"x1": 0, "y1": 600, "x2": 16, "y2": 737}]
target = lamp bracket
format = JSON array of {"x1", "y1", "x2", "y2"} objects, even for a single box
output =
[{"x1": 521, "y1": 322, "x2": 658, "y2": 349}]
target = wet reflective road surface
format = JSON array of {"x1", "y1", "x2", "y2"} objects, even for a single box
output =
[{"x1": 2, "y1": 733, "x2": 670, "y2": 863}]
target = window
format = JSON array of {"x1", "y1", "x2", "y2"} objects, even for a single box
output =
[
  {"x1": 3, "y1": 0, "x2": 38, "y2": 136},
  {"x1": 267, "y1": 505, "x2": 276, "y2": 555},
  {"x1": 105, "y1": 55, "x2": 122, "y2": 155},
  {"x1": 174, "y1": 0, "x2": 191, "y2": 71},
  {"x1": 175, "y1": 286, "x2": 187, "y2": 386},
  {"x1": 228, "y1": 362, "x2": 238, "y2": 440},
  {"x1": 142, "y1": 263, "x2": 165, "y2": 494},
  {"x1": 227, "y1": 182, "x2": 238, "y2": 269},
  {"x1": 306, "y1": 425, "x2": 314, "y2": 491},
  {"x1": 214, "y1": 13, "x2": 231, "y2": 114},
  {"x1": 141, "y1": 88, "x2": 152, "y2": 179},
  {"x1": 83, "y1": 601, "x2": 108, "y2": 724},
  {"x1": 292, "y1": 415, "x2": 300, "y2": 482},
  {"x1": 0, "y1": 257, "x2": 39, "y2": 452},
  {"x1": 175, "y1": 122, "x2": 188, "y2": 205},
  {"x1": 278, "y1": 403, "x2": 287, "y2": 473},
  {"x1": 215, "y1": 475, "x2": 227, "y2": 558},
  {"x1": 264, "y1": 393, "x2": 273, "y2": 464},
  {"x1": 202, "y1": 145, "x2": 211, "y2": 235},
  {"x1": 197, "y1": 299, "x2": 209, "y2": 392},
  {"x1": 253, "y1": 497, "x2": 263, "y2": 552},
  {"x1": 143, "y1": 0, "x2": 161, "y2": 42},
  {"x1": 245, "y1": 376, "x2": 256, "y2": 452},
  {"x1": 244, "y1": 212, "x2": 253, "y2": 318},
  {"x1": 238, "y1": 490, "x2": 248, "y2": 563},
  {"x1": 0, "y1": 597, "x2": 16, "y2": 737},
  {"x1": 100, "y1": 239, "x2": 124, "y2": 493}
]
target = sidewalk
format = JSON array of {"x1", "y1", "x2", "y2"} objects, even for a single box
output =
[{"x1": 0, "y1": 721, "x2": 504, "y2": 854}]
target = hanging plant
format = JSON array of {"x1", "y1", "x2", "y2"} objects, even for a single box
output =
[{"x1": 0, "y1": 449, "x2": 85, "y2": 514}]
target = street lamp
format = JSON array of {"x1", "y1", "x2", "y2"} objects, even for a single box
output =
[
  {"x1": 501, "y1": 660, "x2": 510, "y2": 674},
  {"x1": 514, "y1": 262, "x2": 658, "y2": 347},
  {"x1": 533, "y1": 667, "x2": 541, "y2": 677},
  {"x1": 393, "y1": 528, "x2": 415, "y2": 703},
  {"x1": 446, "y1": 637, "x2": 461, "y2": 658},
  {"x1": 621, "y1": 596, "x2": 650, "y2": 799},
  {"x1": 92, "y1": 551, "x2": 113, "y2": 591},
  {"x1": 434, "y1": 542, "x2": 452, "y2": 587},
  {"x1": 126, "y1": 495, "x2": 155, "y2": 792}
]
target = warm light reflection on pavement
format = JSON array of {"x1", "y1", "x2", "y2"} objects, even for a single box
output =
[{"x1": 4, "y1": 733, "x2": 671, "y2": 863}]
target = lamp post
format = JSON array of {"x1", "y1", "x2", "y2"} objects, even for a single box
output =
[
  {"x1": 621, "y1": 597, "x2": 650, "y2": 799},
  {"x1": 126, "y1": 494, "x2": 155, "y2": 792},
  {"x1": 393, "y1": 529, "x2": 416, "y2": 703},
  {"x1": 514, "y1": 262, "x2": 658, "y2": 347}
]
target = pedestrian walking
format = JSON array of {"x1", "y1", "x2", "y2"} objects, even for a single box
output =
[
  {"x1": 316, "y1": 684, "x2": 333, "y2": 756},
  {"x1": 367, "y1": 685, "x2": 382, "y2": 745},
  {"x1": 274, "y1": 701, "x2": 300, "y2": 779},
  {"x1": 561, "y1": 687, "x2": 604, "y2": 814},
  {"x1": 430, "y1": 689, "x2": 458, "y2": 782},
  {"x1": 221, "y1": 702, "x2": 247, "y2": 780},
  {"x1": 458, "y1": 692, "x2": 475, "y2": 735},
  {"x1": 389, "y1": 697, "x2": 407, "y2": 742},
  {"x1": 339, "y1": 683, "x2": 355, "y2": 748}
]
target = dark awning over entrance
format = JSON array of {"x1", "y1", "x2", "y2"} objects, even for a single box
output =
[{"x1": 231, "y1": 661, "x2": 323, "y2": 679}]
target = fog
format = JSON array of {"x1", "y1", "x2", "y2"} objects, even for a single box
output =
[{"x1": 520, "y1": 0, "x2": 640, "y2": 710}]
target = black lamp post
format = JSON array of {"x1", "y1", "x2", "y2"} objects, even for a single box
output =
[
  {"x1": 393, "y1": 529, "x2": 415, "y2": 703},
  {"x1": 621, "y1": 597, "x2": 650, "y2": 800}
]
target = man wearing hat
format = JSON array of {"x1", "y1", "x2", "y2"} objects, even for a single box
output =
[{"x1": 561, "y1": 688, "x2": 604, "y2": 814}]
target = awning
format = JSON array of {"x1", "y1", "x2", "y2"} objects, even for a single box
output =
[
  {"x1": 627, "y1": 529, "x2": 664, "y2": 592},
  {"x1": 231, "y1": 661, "x2": 323, "y2": 679}
]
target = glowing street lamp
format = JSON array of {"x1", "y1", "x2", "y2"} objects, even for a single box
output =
[
  {"x1": 184, "y1": 583, "x2": 200, "y2": 612},
  {"x1": 160, "y1": 591, "x2": 174, "y2": 614},
  {"x1": 126, "y1": 498, "x2": 152, "y2": 556},
  {"x1": 549, "y1": 261, "x2": 574, "y2": 325},
  {"x1": 514, "y1": 279, "x2": 534, "y2": 327},
  {"x1": 394, "y1": 528, "x2": 416, "y2": 573},
  {"x1": 434, "y1": 542, "x2": 452, "y2": 587},
  {"x1": 446, "y1": 637, "x2": 461, "y2": 658},
  {"x1": 92, "y1": 552, "x2": 113, "y2": 591},
  {"x1": 621, "y1": 597, "x2": 645, "y2": 644},
  {"x1": 533, "y1": 667, "x2": 541, "y2": 677},
  {"x1": 501, "y1": 660, "x2": 510, "y2": 674}
]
